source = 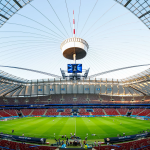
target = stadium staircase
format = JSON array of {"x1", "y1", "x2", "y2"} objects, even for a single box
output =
[
  {"x1": 20, "y1": 109, "x2": 24, "y2": 116},
  {"x1": 116, "y1": 109, "x2": 121, "y2": 115},
  {"x1": 29, "y1": 109, "x2": 34, "y2": 115},
  {"x1": 137, "y1": 108, "x2": 146, "y2": 116},
  {"x1": 126, "y1": 109, "x2": 129, "y2": 115},
  {"x1": 3, "y1": 110, "x2": 12, "y2": 116},
  {"x1": 4, "y1": 109, "x2": 18, "y2": 116},
  {"x1": 43, "y1": 109, "x2": 48, "y2": 115},
  {"x1": 103, "y1": 109, "x2": 107, "y2": 115},
  {"x1": 137, "y1": 109, "x2": 150, "y2": 116},
  {"x1": 59, "y1": 112, "x2": 61, "y2": 115},
  {"x1": 15, "y1": 109, "x2": 18, "y2": 116},
  {"x1": 147, "y1": 113, "x2": 150, "y2": 117}
]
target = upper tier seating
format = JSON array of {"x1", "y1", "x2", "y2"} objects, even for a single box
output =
[
  {"x1": 1, "y1": 95, "x2": 150, "y2": 105},
  {"x1": 104, "y1": 108, "x2": 119, "y2": 115}
]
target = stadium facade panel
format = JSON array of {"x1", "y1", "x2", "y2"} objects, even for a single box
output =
[{"x1": 0, "y1": 78, "x2": 146, "y2": 97}]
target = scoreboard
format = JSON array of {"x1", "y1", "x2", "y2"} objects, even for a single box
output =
[{"x1": 68, "y1": 64, "x2": 82, "y2": 73}]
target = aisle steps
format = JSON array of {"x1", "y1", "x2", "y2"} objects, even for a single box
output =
[
  {"x1": 15, "y1": 109, "x2": 18, "y2": 116},
  {"x1": 43, "y1": 109, "x2": 48, "y2": 115},
  {"x1": 126, "y1": 109, "x2": 129, "y2": 115},
  {"x1": 3, "y1": 110, "x2": 12, "y2": 116},
  {"x1": 116, "y1": 109, "x2": 121, "y2": 115},
  {"x1": 137, "y1": 109, "x2": 146, "y2": 115},
  {"x1": 29, "y1": 109, "x2": 34, "y2": 115},
  {"x1": 103, "y1": 109, "x2": 107, "y2": 115},
  {"x1": 20, "y1": 110, "x2": 24, "y2": 116}
]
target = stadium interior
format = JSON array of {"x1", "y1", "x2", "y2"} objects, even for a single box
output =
[{"x1": 1, "y1": 0, "x2": 150, "y2": 150}]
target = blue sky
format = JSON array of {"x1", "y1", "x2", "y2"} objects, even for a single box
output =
[{"x1": 0, "y1": 0, "x2": 150, "y2": 80}]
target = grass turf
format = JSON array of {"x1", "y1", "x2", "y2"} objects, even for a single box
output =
[{"x1": 0, "y1": 117, "x2": 150, "y2": 141}]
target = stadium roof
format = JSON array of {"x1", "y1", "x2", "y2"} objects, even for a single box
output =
[{"x1": 1, "y1": 0, "x2": 150, "y2": 29}]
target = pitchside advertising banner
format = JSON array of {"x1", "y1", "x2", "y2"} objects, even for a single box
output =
[
  {"x1": 0, "y1": 133, "x2": 46, "y2": 144},
  {"x1": 104, "y1": 132, "x2": 150, "y2": 143}
]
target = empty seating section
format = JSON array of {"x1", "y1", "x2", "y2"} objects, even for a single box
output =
[
  {"x1": 0, "y1": 140, "x2": 57, "y2": 150},
  {"x1": 0, "y1": 95, "x2": 150, "y2": 105},
  {"x1": 0, "y1": 110, "x2": 11, "y2": 117},
  {"x1": 62, "y1": 95, "x2": 73, "y2": 104},
  {"x1": 79, "y1": 108, "x2": 90, "y2": 115},
  {"x1": 104, "y1": 108, "x2": 119, "y2": 115},
  {"x1": 138, "y1": 109, "x2": 150, "y2": 116},
  {"x1": 94, "y1": 138, "x2": 150, "y2": 150},
  {"x1": 21, "y1": 109, "x2": 33, "y2": 116},
  {"x1": 92, "y1": 108, "x2": 105, "y2": 115},
  {"x1": 132, "y1": 109, "x2": 145, "y2": 115},
  {"x1": 1, "y1": 108, "x2": 150, "y2": 117},
  {"x1": 0, "y1": 138, "x2": 150, "y2": 150},
  {"x1": 4, "y1": 109, "x2": 17, "y2": 116},
  {"x1": 61, "y1": 109, "x2": 71, "y2": 115},
  {"x1": 45, "y1": 108, "x2": 59, "y2": 115},
  {"x1": 76, "y1": 95, "x2": 88, "y2": 104},
  {"x1": 31, "y1": 109, "x2": 46, "y2": 115},
  {"x1": 117, "y1": 108, "x2": 128, "y2": 115}
]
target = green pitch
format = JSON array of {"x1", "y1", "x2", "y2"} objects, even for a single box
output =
[{"x1": 0, "y1": 117, "x2": 150, "y2": 140}]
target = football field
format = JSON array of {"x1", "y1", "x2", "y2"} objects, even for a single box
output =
[{"x1": 0, "y1": 117, "x2": 149, "y2": 140}]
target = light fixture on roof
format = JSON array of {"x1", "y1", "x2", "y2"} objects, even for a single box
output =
[
  {"x1": 141, "y1": 99, "x2": 145, "y2": 102},
  {"x1": 47, "y1": 95, "x2": 52, "y2": 102},
  {"x1": 25, "y1": 98, "x2": 29, "y2": 102},
  {"x1": 73, "y1": 97, "x2": 77, "y2": 101},
  {"x1": 60, "y1": 98, "x2": 64, "y2": 101},
  {"x1": 47, "y1": 98, "x2": 52, "y2": 102},
  {"x1": 110, "y1": 96, "x2": 115, "y2": 101},
  {"x1": 14, "y1": 99, "x2": 19, "y2": 103},
  {"x1": 121, "y1": 96, "x2": 124, "y2": 101},
  {"x1": 141, "y1": 96, "x2": 145, "y2": 102},
  {"x1": 35, "y1": 97, "x2": 40, "y2": 102},
  {"x1": 86, "y1": 98, "x2": 90, "y2": 101},
  {"x1": 110, "y1": 99, "x2": 115, "y2": 101},
  {"x1": 99, "y1": 98, "x2": 103, "y2": 102},
  {"x1": 3, "y1": 98, "x2": 8, "y2": 103}
]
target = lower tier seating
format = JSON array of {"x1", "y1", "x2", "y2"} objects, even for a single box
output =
[
  {"x1": 94, "y1": 138, "x2": 150, "y2": 150},
  {"x1": 104, "y1": 108, "x2": 119, "y2": 115},
  {"x1": 0, "y1": 140, "x2": 57, "y2": 150},
  {"x1": 91, "y1": 108, "x2": 105, "y2": 115}
]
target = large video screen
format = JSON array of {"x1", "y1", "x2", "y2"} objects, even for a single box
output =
[{"x1": 68, "y1": 64, "x2": 82, "y2": 73}]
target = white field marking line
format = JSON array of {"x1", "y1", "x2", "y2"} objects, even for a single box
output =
[{"x1": 75, "y1": 118, "x2": 76, "y2": 135}]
